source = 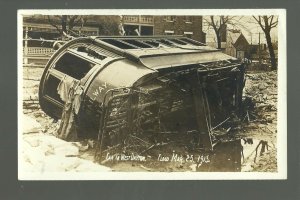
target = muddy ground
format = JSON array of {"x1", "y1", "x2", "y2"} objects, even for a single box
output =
[{"x1": 21, "y1": 66, "x2": 278, "y2": 173}]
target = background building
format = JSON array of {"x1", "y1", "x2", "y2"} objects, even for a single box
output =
[
  {"x1": 23, "y1": 15, "x2": 120, "y2": 65},
  {"x1": 122, "y1": 15, "x2": 206, "y2": 43},
  {"x1": 23, "y1": 15, "x2": 206, "y2": 65},
  {"x1": 122, "y1": 15, "x2": 154, "y2": 35},
  {"x1": 224, "y1": 30, "x2": 249, "y2": 60},
  {"x1": 205, "y1": 25, "x2": 250, "y2": 60},
  {"x1": 23, "y1": 15, "x2": 100, "y2": 65}
]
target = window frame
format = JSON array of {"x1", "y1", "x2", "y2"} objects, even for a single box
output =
[
  {"x1": 164, "y1": 16, "x2": 175, "y2": 22},
  {"x1": 50, "y1": 50, "x2": 98, "y2": 81}
]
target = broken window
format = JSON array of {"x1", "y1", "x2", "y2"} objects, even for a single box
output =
[
  {"x1": 44, "y1": 74, "x2": 65, "y2": 104},
  {"x1": 168, "y1": 38, "x2": 188, "y2": 45},
  {"x1": 122, "y1": 39, "x2": 153, "y2": 48},
  {"x1": 157, "y1": 39, "x2": 175, "y2": 47},
  {"x1": 76, "y1": 46, "x2": 107, "y2": 60},
  {"x1": 143, "y1": 40, "x2": 161, "y2": 48},
  {"x1": 180, "y1": 38, "x2": 205, "y2": 46},
  {"x1": 101, "y1": 39, "x2": 137, "y2": 49},
  {"x1": 55, "y1": 52, "x2": 95, "y2": 80}
]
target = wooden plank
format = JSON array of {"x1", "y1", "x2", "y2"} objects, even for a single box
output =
[{"x1": 190, "y1": 74, "x2": 213, "y2": 150}]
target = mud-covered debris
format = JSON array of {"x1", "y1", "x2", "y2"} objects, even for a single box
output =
[
  {"x1": 243, "y1": 71, "x2": 277, "y2": 123},
  {"x1": 251, "y1": 149, "x2": 277, "y2": 172}
]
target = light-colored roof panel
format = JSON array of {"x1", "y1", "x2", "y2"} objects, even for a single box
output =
[
  {"x1": 140, "y1": 51, "x2": 236, "y2": 69},
  {"x1": 228, "y1": 32, "x2": 241, "y2": 44}
]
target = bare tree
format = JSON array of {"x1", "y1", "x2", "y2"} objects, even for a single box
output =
[
  {"x1": 204, "y1": 16, "x2": 235, "y2": 49},
  {"x1": 94, "y1": 16, "x2": 120, "y2": 35},
  {"x1": 253, "y1": 15, "x2": 278, "y2": 70},
  {"x1": 47, "y1": 15, "x2": 87, "y2": 38}
]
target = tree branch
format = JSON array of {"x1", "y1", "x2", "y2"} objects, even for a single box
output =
[
  {"x1": 270, "y1": 15, "x2": 274, "y2": 26},
  {"x1": 47, "y1": 16, "x2": 61, "y2": 34},
  {"x1": 253, "y1": 16, "x2": 266, "y2": 32},
  {"x1": 270, "y1": 20, "x2": 278, "y2": 28},
  {"x1": 68, "y1": 15, "x2": 79, "y2": 30},
  {"x1": 73, "y1": 16, "x2": 83, "y2": 28},
  {"x1": 210, "y1": 16, "x2": 218, "y2": 33},
  {"x1": 55, "y1": 15, "x2": 63, "y2": 20}
]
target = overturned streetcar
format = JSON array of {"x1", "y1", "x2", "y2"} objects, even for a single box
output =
[{"x1": 39, "y1": 36, "x2": 245, "y2": 152}]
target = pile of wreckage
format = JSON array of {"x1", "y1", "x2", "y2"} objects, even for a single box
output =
[
  {"x1": 243, "y1": 71, "x2": 277, "y2": 124},
  {"x1": 38, "y1": 36, "x2": 248, "y2": 161}
]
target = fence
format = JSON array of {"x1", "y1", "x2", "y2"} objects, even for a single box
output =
[{"x1": 24, "y1": 47, "x2": 55, "y2": 56}]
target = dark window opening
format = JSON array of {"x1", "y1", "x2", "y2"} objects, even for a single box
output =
[
  {"x1": 180, "y1": 38, "x2": 204, "y2": 46},
  {"x1": 44, "y1": 75, "x2": 64, "y2": 104},
  {"x1": 123, "y1": 25, "x2": 139, "y2": 36},
  {"x1": 143, "y1": 40, "x2": 160, "y2": 47},
  {"x1": 77, "y1": 46, "x2": 107, "y2": 60},
  {"x1": 158, "y1": 39, "x2": 175, "y2": 47},
  {"x1": 140, "y1": 26, "x2": 153, "y2": 35},
  {"x1": 122, "y1": 40, "x2": 153, "y2": 48},
  {"x1": 168, "y1": 39, "x2": 188, "y2": 45},
  {"x1": 102, "y1": 39, "x2": 136, "y2": 49},
  {"x1": 55, "y1": 53, "x2": 95, "y2": 80}
]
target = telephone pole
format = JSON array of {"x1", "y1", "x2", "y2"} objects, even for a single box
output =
[{"x1": 258, "y1": 32, "x2": 261, "y2": 64}]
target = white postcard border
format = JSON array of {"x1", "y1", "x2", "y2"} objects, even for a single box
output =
[{"x1": 18, "y1": 9, "x2": 287, "y2": 180}]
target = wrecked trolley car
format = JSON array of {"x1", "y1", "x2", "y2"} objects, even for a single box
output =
[{"x1": 39, "y1": 36, "x2": 245, "y2": 151}]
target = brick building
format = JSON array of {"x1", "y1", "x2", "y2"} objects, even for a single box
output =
[{"x1": 122, "y1": 15, "x2": 206, "y2": 43}]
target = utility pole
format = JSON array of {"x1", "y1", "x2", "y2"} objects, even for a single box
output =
[
  {"x1": 24, "y1": 26, "x2": 29, "y2": 64},
  {"x1": 258, "y1": 32, "x2": 261, "y2": 64},
  {"x1": 118, "y1": 15, "x2": 125, "y2": 36}
]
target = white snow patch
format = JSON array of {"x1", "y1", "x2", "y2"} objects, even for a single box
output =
[
  {"x1": 21, "y1": 133, "x2": 111, "y2": 173},
  {"x1": 23, "y1": 114, "x2": 42, "y2": 133}
]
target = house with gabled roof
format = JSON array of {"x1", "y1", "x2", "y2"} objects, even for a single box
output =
[
  {"x1": 204, "y1": 25, "x2": 250, "y2": 60},
  {"x1": 225, "y1": 30, "x2": 250, "y2": 60}
]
